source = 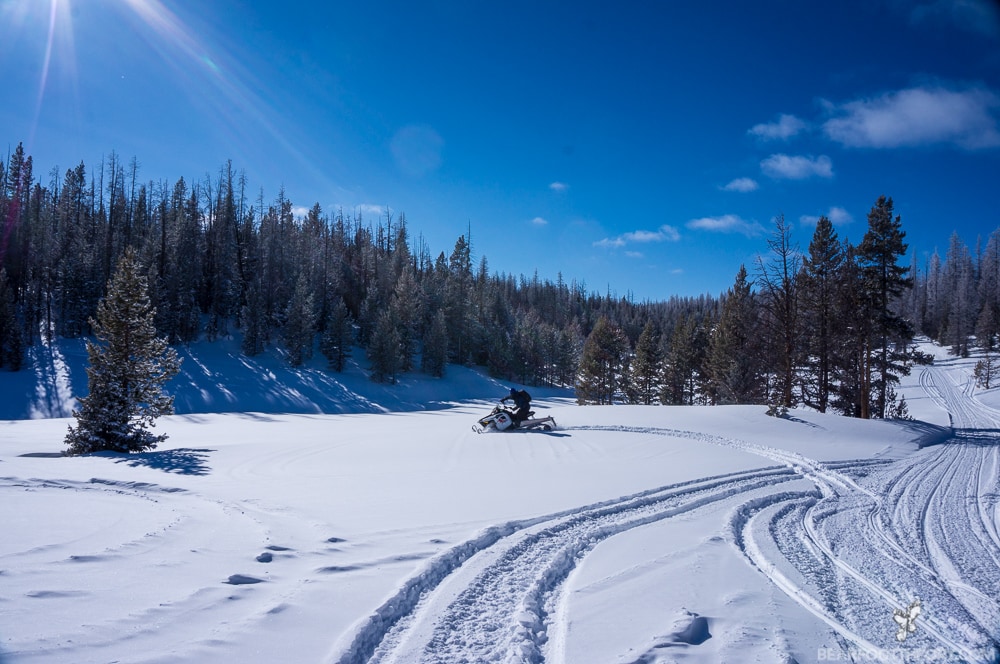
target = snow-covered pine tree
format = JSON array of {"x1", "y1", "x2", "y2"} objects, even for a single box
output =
[{"x1": 65, "y1": 249, "x2": 181, "y2": 455}]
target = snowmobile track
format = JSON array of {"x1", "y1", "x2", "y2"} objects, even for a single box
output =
[
  {"x1": 336, "y1": 372, "x2": 1000, "y2": 663},
  {"x1": 334, "y1": 462, "x2": 799, "y2": 664}
]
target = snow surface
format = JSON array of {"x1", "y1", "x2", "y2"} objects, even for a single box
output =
[{"x1": 2, "y1": 339, "x2": 1000, "y2": 663}]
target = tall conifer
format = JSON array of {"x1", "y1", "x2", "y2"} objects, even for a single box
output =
[{"x1": 66, "y1": 249, "x2": 180, "y2": 454}]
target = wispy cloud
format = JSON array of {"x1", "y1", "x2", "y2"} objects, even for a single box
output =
[
  {"x1": 800, "y1": 206, "x2": 854, "y2": 226},
  {"x1": 594, "y1": 224, "x2": 681, "y2": 248},
  {"x1": 531, "y1": 216, "x2": 548, "y2": 226},
  {"x1": 625, "y1": 251, "x2": 644, "y2": 259},
  {"x1": 822, "y1": 86, "x2": 1000, "y2": 150},
  {"x1": 761, "y1": 153, "x2": 834, "y2": 180},
  {"x1": 721, "y1": 177, "x2": 759, "y2": 192},
  {"x1": 549, "y1": 181, "x2": 569, "y2": 192},
  {"x1": 686, "y1": 214, "x2": 765, "y2": 237},
  {"x1": 749, "y1": 113, "x2": 807, "y2": 140}
]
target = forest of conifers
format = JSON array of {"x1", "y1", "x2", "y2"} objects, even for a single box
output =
[{"x1": 1, "y1": 143, "x2": 998, "y2": 419}]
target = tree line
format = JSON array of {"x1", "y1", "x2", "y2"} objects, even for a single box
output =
[{"x1": 1, "y1": 144, "x2": 996, "y2": 419}]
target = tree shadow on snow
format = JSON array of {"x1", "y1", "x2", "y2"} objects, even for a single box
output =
[
  {"x1": 113, "y1": 448, "x2": 214, "y2": 475},
  {"x1": 892, "y1": 420, "x2": 954, "y2": 448}
]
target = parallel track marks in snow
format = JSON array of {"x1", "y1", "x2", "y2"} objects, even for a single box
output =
[{"x1": 335, "y1": 463, "x2": 798, "y2": 664}]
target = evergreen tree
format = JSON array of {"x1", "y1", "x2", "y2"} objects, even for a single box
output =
[
  {"x1": 974, "y1": 352, "x2": 997, "y2": 389},
  {"x1": 662, "y1": 314, "x2": 705, "y2": 405},
  {"x1": 390, "y1": 268, "x2": 424, "y2": 372},
  {"x1": 321, "y1": 298, "x2": 354, "y2": 372},
  {"x1": 631, "y1": 320, "x2": 662, "y2": 404},
  {"x1": 421, "y1": 308, "x2": 449, "y2": 377},
  {"x1": 800, "y1": 216, "x2": 845, "y2": 412},
  {"x1": 857, "y1": 196, "x2": 914, "y2": 418},
  {"x1": 576, "y1": 316, "x2": 631, "y2": 404},
  {"x1": 368, "y1": 308, "x2": 402, "y2": 383},
  {"x1": 976, "y1": 229, "x2": 1000, "y2": 349},
  {"x1": 0, "y1": 269, "x2": 23, "y2": 370},
  {"x1": 706, "y1": 265, "x2": 762, "y2": 405},
  {"x1": 65, "y1": 249, "x2": 180, "y2": 455},
  {"x1": 284, "y1": 273, "x2": 316, "y2": 367},
  {"x1": 941, "y1": 232, "x2": 976, "y2": 356}
]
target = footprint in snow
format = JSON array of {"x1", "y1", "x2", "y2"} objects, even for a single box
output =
[{"x1": 225, "y1": 574, "x2": 264, "y2": 585}]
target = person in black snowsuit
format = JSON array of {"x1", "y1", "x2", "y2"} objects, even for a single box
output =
[{"x1": 502, "y1": 387, "x2": 532, "y2": 426}]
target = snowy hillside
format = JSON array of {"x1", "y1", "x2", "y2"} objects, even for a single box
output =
[
  {"x1": 3, "y1": 334, "x2": 571, "y2": 420},
  {"x1": 2, "y1": 342, "x2": 1000, "y2": 663}
]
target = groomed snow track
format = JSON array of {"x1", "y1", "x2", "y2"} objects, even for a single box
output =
[{"x1": 335, "y1": 363, "x2": 1000, "y2": 664}]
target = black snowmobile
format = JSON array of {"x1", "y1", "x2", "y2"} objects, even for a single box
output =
[{"x1": 473, "y1": 403, "x2": 557, "y2": 433}]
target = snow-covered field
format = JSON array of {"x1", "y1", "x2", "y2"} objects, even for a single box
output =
[{"x1": 2, "y1": 341, "x2": 1000, "y2": 663}]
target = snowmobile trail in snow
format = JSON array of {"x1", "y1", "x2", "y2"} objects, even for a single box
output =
[
  {"x1": 333, "y1": 463, "x2": 803, "y2": 664},
  {"x1": 335, "y1": 367, "x2": 1000, "y2": 664},
  {"x1": 732, "y1": 364, "x2": 1000, "y2": 663}
]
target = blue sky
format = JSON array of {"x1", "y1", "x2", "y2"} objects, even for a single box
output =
[{"x1": 3, "y1": 0, "x2": 1000, "y2": 300}]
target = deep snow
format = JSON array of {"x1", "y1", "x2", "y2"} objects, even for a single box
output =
[{"x1": 1, "y1": 338, "x2": 999, "y2": 663}]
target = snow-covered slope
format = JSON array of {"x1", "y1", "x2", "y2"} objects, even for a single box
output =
[
  {"x1": 1, "y1": 341, "x2": 999, "y2": 663},
  {"x1": 4, "y1": 334, "x2": 570, "y2": 420}
]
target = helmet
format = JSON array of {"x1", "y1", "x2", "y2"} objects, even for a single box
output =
[{"x1": 510, "y1": 387, "x2": 517, "y2": 396}]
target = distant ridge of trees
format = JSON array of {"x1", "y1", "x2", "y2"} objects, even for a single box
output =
[{"x1": 2, "y1": 143, "x2": 997, "y2": 419}]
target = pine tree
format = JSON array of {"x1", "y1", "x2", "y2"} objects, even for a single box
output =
[
  {"x1": 65, "y1": 249, "x2": 181, "y2": 455},
  {"x1": 631, "y1": 320, "x2": 662, "y2": 404},
  {"x1": 576, "y1": 316, "x2": 631, "y2": 404},
  {"x1": 974, "y1": 353, "x2": 996, "y2": 389},
  {"x1": 800, "y1": 216, "x2": 845, "y2": 412},
  {"x1": 284, "y1": 273, "x2": 316, "y2": 367},
  {"x1": 706, "y1": 265, "x2": 762, "y2": 405},
  {"x1": 321, "y1": 298, "x2": 354, "y2": 372},
  {"x1": 368, "y1": 308, "x2": 402, "y2": 383},
  {"x1": 0, "y1": 268, "x2": 23, "y2": 370},
  {"x1": 421, "y1": 308, "x2": 449, "y2": 377},
  {"x1": 857, "y1": 196, "x2": 914, "y2": 418}
]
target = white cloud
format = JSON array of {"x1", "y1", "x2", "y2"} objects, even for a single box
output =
[
  {"x1": 749, "y1": 113, "x2": 807, "y2": 140},
  {"x1": 800, "y1": 205, "x2": 854, "y2": 227},
  {"x1": 721, "y1": 177, "x2": 759, "y2": 192},
  {"x1": 828, "y1": 206, "x2": 853, "y2": 225},
  {"x1": 531, "y1": 216, "x2": 548, "y2": 226},
  {"x1": 625, "y1": 251, "x2": 644, "y2": 259},
  {"x1": 291, "y1": 205, "x2": 311, "y2": 219},
  {"x1": 686, "y1": 214, "x2": 765, "y2": 237},
  {"x1": 355, "y1": 203, "x2": 388, "y2": 219},
  {"x1": 761, "y1": 153, "x2": 834, "y2": 180},
  {"x1": 822, "y1": 86, "x2": 1000, "y2": 150},
  {"x1": 594, "y1": 224, "x2": 681, "y2": 248},
  {"x1": 549, "y1": 182, "x2": 569, "y2": 192}
]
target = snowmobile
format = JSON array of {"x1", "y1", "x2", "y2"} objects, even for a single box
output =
[{"x1": 473, "y1": 403, "x2": 557, "y2": 433}]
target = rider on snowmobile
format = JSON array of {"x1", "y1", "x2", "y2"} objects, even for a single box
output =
[{"x1": 501, "y1": 387, "x2": 532, "y2": 425}]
